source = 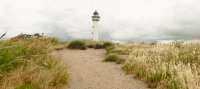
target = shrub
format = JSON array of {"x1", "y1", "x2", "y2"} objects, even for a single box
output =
[
  {"x1": 106, "y1": 46, "x2": 115, "y2": 54},
  {"x1": 68, "y1": 40, "x2": 87, "y2": 50},
  {"x1": 104, "y1": 54, "x2": 124, "y2": 64},
  {"x1": 103, "y1": 42, "x2": 114, "y2": 48},
  {"x1": 94, "y1": 43, "x2": 104, "y2": 49},
  {"x1": 15, "y1": 84, "x2": 41, "y2": 89},
  {"x1": 83, "y1": 40, "x2": 96, "y2": 48},
  {"x1": 88, "y1": 44, "x2": 95, "y2": 48}
]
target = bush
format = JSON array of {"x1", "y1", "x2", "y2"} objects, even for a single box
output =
[
  {"x1": 88, "y1": 44, "x2": 95, "y2": 48},
  {"x1": 103, "y1": 42, "x2": 114, "y2": 48},
  {"x1": 106, "y1": 46, "x2": 115, "y2": 54},
  {"x1": 104, "y1": 54, "x2": 124, "y2": 64},
  {"x1": 83, "y1": 40, "x2": 96, "y2": 48},
  {"x1": 68, "y1": 40, "x2": 87, "y2": 50},
  {"x1": 94, "y1": 43, "x2": 104, "y2": 49},
  {"x1": 15, "y1": 84, "x2": 41, "y2": 89}
]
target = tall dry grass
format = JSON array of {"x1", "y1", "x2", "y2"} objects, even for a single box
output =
[
  {"x1": 110, "y1": 41, "x2": 200, "y2": 89},
  {"x1": 0, "y1": 37, "x2": 68, "y2": 89}
]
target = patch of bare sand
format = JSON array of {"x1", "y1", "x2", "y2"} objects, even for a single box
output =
[{"x1": 56, "y1": 49, "x2": 149, "y2": 89}]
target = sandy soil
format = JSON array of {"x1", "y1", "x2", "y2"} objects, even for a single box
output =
[{"x1": 56, "y1": 49, "x2": 149, "y2": 89}]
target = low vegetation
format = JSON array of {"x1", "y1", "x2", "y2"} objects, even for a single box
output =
[
  {"x1": 68, "y1": 40, "x2": 114, "y2": 50},
  {"x1": 103, "y1": 42, "x2": 114, "y2": 48},
  {"x1": 48, "y1": 37, "x2": 62, "y2": 45},
  {"x1": 15, "y1": 84, "x2": 41, "y2": 89},
  {"x1": 94, "y1": 43, "x2": 104, "y2": 49},
  {"x1": 83, "y1": 40, "x2": 96, "y2": 48},
  {"x1": 105, "y1": 45, "x2": 116, "y2": 54},
  {"x1": 95, "y1": 41, "x2": 114, "y2": 49},
  {"x1": 0, "y1": 37, "x2": 68, "y2": 89},
  {"x1": 68, "y1": 40, "x2": 87, "y2": 50},
  {"x1": 108, "y1": 41, "x2": 200, "y2": 89},
  {"x1": 104, "y1": 54, "x2": 125, "y2": 64}
]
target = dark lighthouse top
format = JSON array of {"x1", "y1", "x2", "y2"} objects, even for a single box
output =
[
  {"x1": 93, "y1": 10, "x2": 99, "y2": 15},
  {"x1": 92, "y1": 10, "x2": 100, "y2": 21}
]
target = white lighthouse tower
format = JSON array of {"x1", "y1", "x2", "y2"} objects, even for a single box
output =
[{"x1": 92, "y1": 10, "x2": 100, "y2": 41}]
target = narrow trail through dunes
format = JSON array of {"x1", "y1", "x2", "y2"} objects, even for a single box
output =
[{"x1": 57, "y1": 49, "x2": 149, "y2": 89}]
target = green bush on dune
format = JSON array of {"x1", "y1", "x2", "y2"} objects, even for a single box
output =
[
  {"x1": 103, "y1": 42, "x2": 114, "y2": 48},
  {"x1": 95, "y1": 42, "x2": 114, "y2": 49},
  {"x1": 83, "y1": 40, "x2": 96, "y2": 48},
  {"x1": 68, "y1": 40, "x2": 87, "y2": 50},
  {"x1": 104, "y1": 54, "x2": 125, "y2": 64},
  {"x1": 88, "y1": 44, "x2": 95, "y2": 48},
  {"x1": 94, "y1": 43, "x2": 104, "y2": 49}
]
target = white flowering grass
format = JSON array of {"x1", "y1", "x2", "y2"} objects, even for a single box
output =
[{"x1": 116, "y1": 42, "x2": 200, "y2": 89}]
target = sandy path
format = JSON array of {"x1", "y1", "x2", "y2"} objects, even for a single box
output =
[{"x1": 57, "y1": 49, "x2": 149, "y2": 89}]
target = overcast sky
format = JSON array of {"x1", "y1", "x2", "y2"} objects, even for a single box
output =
[{"x1": 0, "y1": 0, "x2": 200, "y2": 41}]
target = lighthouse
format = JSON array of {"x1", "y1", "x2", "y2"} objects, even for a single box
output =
[{"x1": 92, "y1": 10, "x2": 100, "y2": 41}]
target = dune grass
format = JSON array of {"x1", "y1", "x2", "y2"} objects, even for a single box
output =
[
  {"x1": 108, "y1": 42, "x2": 200, "y2": 89},
  {"x1": 103, "y1": 42, "x2": 114, "y2": 48},
  {"x1": 0, "y1": 37, "x2": 68, "y2": 89},
  {"x1": 83, "y1": 40, "x2": 105, "y2": 49},
  {"x1": 68, "y1": 40, "x2": 87, "y2": 50},
  {"x1": 68, "y1": 40, "x2": 114, "y2": 50},
  {"x1": 104, "y1": 54, "x2": 125, "y2": 64},
  {"x1": 15, "y1": 84, "x2": 41, "y2": 89},
  {"x1": 94, "y1": 43, "x2": 104, "y2": 49}
]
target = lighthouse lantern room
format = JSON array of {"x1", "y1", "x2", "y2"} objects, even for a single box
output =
[{"x1": 92, "y1": 10, "x2": 100, "y2": 41}]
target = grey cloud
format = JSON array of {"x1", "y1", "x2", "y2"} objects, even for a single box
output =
[{"x1": 0, "y1": 0, "x2": 200, "y2": 41}]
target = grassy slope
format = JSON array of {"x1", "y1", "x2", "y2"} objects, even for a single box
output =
[
  {"x1": 107, "y1": 42, "x2": 200, "y2": 89},
  {"x1": 0, "y1": 37, "x2": 68, "y2": 89}
]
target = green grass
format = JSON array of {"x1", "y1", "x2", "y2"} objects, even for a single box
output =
[
  {"x1": 83, "y1": 40, "x2": 96, "y2": 48},
  {"x1": 0, "y1": 39, "x2": 50, "y2": 72},
  {"x1": 0, "y1": 37, "x2": 69, "y2": 89},
  {"x1": 103, "y1": 42, "x2": 114, "y2": 48},
  {"x1": 104, "y1": 54, "x2": 125, "y2": 64},
  {"x1": 15, "y1": 84, "x2": 41, "y2": 89},
  {"x1": 94, "y1": 43, "x2": 104, "y2": 49},
  {"x1": 88, "y1": 44, "x2": 95, "y2": 48},
  {"x1": 147, "y1": 71, "x2": 164, "y2": 88},
  {"x1": 68, "y1": 40, "x2": 87, "y2": 50},
  {"x1": 105, "y1": 46, "x2": 116, "y2": 54}
]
